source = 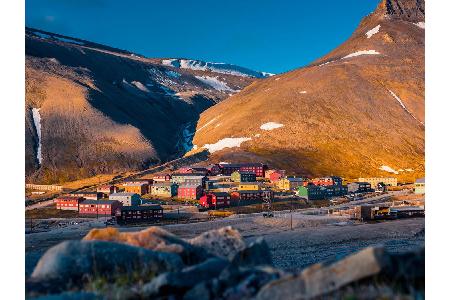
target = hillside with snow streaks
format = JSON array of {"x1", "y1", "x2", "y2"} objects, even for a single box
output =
[{"x1": 195, "y1": 76, "x2": 235, "y2": 92}]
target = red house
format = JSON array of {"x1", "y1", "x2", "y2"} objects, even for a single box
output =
[
  {"x1": 219, "y1": 163, "x2": 267, "y2": 177},
  {"x1": 269, "y1": 171, "x2": 283, "y2": 183},
  {"x1": 311, "y1": 176, "x2": 343, "y2": 186},
  {"x1": 205, "y1": 164, "x2": 221, "y2": 175},
  {"x1": 177, "y1": 184, "x2": 203, "y2": 200},
  {"x1": 55, "y1": 196, "x2": 84, "y2": 211},
  {"x1": 79, "y1": 200, "x2": 122, "y2": 216},
  {"x1": 199, "y1": 192, "x2": 230, "y2": 208}
]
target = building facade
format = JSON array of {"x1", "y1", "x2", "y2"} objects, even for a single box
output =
[
  {"x1": 238, "y1": 182, "x2": 261, "y2": 191},
  {"x1": 55, "y1": 196, "x2": 84, "y2": 211},
  {"x1": 414, "y1": 178, "x2": 425, "y2": 194},
  {"x1": 231, "y1": 171, "x2": 256, "y2": 183},
  {"x1": 153, "y1": 174, "x2": 172, "y2": 182},
  {"x1": 151, "y1": 182, "x2": 178, "y2": 197},
  {"x1": 115, "y1": 205, "x2": 163, "y2": 224},
  {"x1": 358, "y1": 177, "x2": 398, "y2": 189},
  {"x1": 277, "y1": 178, "x2": 304, "y2": 191},
  {"x1": 297, "y1": 186, "x2": 326, "y2": 200},
  {"x1": 177, "y1": 185, "x2": 203, "y2": 200},
  {"x1": 219, "y1": 163, "x2": 266, "y2": 177},
  {"x1": 68, "y1": 192, "x2": 102, "y2": 200},
  {"x1": 199, "y1": 192, "x2": 231, "y2": 208},
  {"x1": 347, "y1": 182, "x2": 372, "y2": 193},
  {"x1": 109, "y1": 192, "x2": 141, "y2": 206},
  {"x1": 97, "y1": 185, "x2": 119, "y2": 195},
  {"x1": 79, "y1": 200, "x2": 122, "y2": 216},
  {"x1": 123, "y1": 182, "x2": 149, "y2": 195}
]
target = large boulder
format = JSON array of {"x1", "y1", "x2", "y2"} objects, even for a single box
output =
[
  {"x1": 256, "y1": 245, "x2": 425, "y2": 300},
  {"x1": 29, "y1": 240, "x2": 183, "y2": 294},
  {"x1": 230, "y1": 238, "x2": 272, "y2": 267},
  {"x1": 184, "y1": 266, "x2": 285, "y2": 300},
  {"x1": 142, "y1": 257, "x2": 229, "y2": 297},
  {"x1": 188, "y1": 226, "x2": 246, "y2": 259},
  {"x1": 83, "y1": 227, "x2": 209, "y2": 265}
]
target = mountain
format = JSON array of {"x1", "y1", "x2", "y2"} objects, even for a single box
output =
[
  {"x1": 189, "y1": 0, "x2": 425, "y2": 181},
  {"x1": 25, "y1": 28, "x2": 267, "y2": 183}
]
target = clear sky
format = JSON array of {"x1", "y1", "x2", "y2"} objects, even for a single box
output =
[{"x1": 26, "y1": 0, "x2": 379, "y2": 74}]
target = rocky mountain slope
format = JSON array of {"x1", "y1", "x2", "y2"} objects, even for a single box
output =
[
  {"x1": 190, "y1": 0, "x2": 425, "y2": 181},
  {"x1": 25, "y1": 28, "x2": 269, "y2": 183}
]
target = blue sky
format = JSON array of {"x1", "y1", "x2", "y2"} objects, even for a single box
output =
[{"x1": 26, "y1": 0, "x2": 379, "y2": 74}]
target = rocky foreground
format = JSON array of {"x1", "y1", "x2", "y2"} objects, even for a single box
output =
[{"x1": 26, "y1": 226, "x2": 424, "y2": 299}]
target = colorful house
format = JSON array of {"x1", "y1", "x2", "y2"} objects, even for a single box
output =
[
  {"x1": 238, "y1": 182, "x2": 261, "y2": 191},
  {"x1": 68, "y1": 192, "x2": 103, "y2": 200},
  {"x1": 347, "y1": 182, "x2": 372, "y2": 193},
  {"x1": 297, "y1": 186, "x2": 326, "y2": 200},
  {"x1": 311, "y1": 176, "x2": 343, "y2": 186},
  {"x1": 153, "y1": 174, "x2": 172, "y2": 182},
  {"x1": 109, "y1": 192, "x2": 141, "y2": 206},
  {"x1": 269, "y1": 171, "x2": 284, "y2": 183},
  {"x1": 171, "y1": 173, "x2": 206, "y2": 187},
  {"x1": 219, "y1": 163, "x2": 267, "y2": 177},
  {"x1": 115, "y1": 205, "x2": 163, "y2": 224},
  {"x1": 55, "y1": 196, "x2": 84, "y2": 211},
  {"x1": 231, "y1": 171, "x2": 256, "y2": 183},
  {"x1": 414, "y1": 178, "x2": 425, "y2": 194},
  {"x1": 79, "y1": 200, "x2": 122, "y2": 216},
  {"x1": 97, "y1": 185, "x2": 119, "y2": 195},
  {"x1": 123, "y1": 182, "x2": 149, "y2": 195},
  {"x1": 199, "y1": 192, "x2": 231, "y2": 208},
  {"x1": 231, "y1": 190, "x2": 274, "y2": 201},
  {"x1": 358, "y1": 177, "x2": 398, "y2": 189},
  {"x1": 277, "y1": 178, "x2": 304, "y2": 191},
  {"x1": 177, "y1": 184, "x2": 203, "y2": 200},
  {"x1": 151, "y1": 182, "x2": 178, "y2": 197}
]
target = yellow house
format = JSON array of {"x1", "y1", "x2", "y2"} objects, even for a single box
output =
[
  {"x1": 238, "y1": 182, "x2": 260, "y2": 191},
  {"x1": 358, "y1": 177, "x2": 398, "y2": 189},
  {"x1": 277, "y1": 178, "x2": 303, "y2": 191}
]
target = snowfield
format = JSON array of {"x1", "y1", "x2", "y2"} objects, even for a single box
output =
[
  {"x1": 31, "y1": 108, "x2": 43, "y2": 165},
  {"x1": 300, "y1": 91, "x2": 307, "y2": 94},
  {"x1": 379, "y1": 165, "x2": 399, "y2": 174},
  {"x1": 195, "y1": 76, "x2": 235, "y2": 92},
  {"x1": 415, "y1": 22, "x2": 425, "y2": 29},
  {"x1": 342, "y1": 50, "x2": 380, "y2": 59},
  {"x1": 203, "y1": 137, "x2": 251, "y2": 153},
  {"x1": 260, "y1": 122, "x2": 284, "y2": 130},
  {"x1": 165, "y1": 70, "x2": 181, "y2": 78},
  {"x1": 366, "y1": 25, "x2": 381, "y2": 38}
]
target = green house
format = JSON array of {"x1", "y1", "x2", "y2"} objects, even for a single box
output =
[{"x1": 297, "y1": 185, "x2": 326, "y2": 200}]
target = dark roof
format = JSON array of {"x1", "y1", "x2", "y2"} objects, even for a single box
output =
[
  {"x1": 70, "y1": 191, "x2": 99, "y2": 195},
  {"x1": 120, "y1": 205, "x2": 163, "y2": 211},
  {"x1": 238, "y1": 171, "x2": 256, "y2": 175},
  {"x1": 237, "y1": 190, "x2": 262, "y2": 194},
  {"x1": 239, "y1": 182, "x2": 260, "y2": 185},
  {"x1": 178, "y1": 184, "x2": 202, "y2": 188},
  {"x1": 81, "y1": 200, "x2": 120, "y2": 205}
]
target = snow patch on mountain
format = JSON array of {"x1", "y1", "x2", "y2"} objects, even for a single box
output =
[
  {"x1": 161, "y1": 58, "x2": 270, "y2": 78},
  {"x1": 131, "y1": 81, "x2": 150, "y2": 93},
  {"x1": 203, "y1": 137, "x2": 252, "y2": 153},
  {"x1": 366, "y1": 25, "x2": 381, "y2": 38},
  {"x1": 379, "y1": 165, "x2": 399, "y2": 174},
  {"x1": 32, "y1": 31, "x2": 84, "y2": 45},
  {"x1": 415, "y1": 22, "x2": 425, "y2": 29},
  {"x1": 342, "y1": 50, "x2": 380, "y2": 59},
  {"x1": 388, "y1": 90, "x2": 423, "y2": 125},
  {"x1": 260, "y1": 122, "x2": 284, "y2": 130},
  {"x1": 31, "y1": 108, "x2": 43, "y2": 165},
  {"x1": 196, "y1": 117, "x2": 218, "y2": 132},
  {"x1": 195, "y1": 76, "x2": 235, "y2": 92},
  {"x1": 165, "y1": 70, "x2": 181, "y2": 78}
]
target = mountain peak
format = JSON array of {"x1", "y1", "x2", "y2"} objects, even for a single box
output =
[{"x1": 376, "y1": 0, "x2": 425, "y2": 22}]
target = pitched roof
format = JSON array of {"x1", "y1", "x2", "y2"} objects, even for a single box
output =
[
  {"x1": 415, "y1": 177, "x2": 425, "y2": 183},
  {"x1": 110, "y1": 192, "x2": 139, "y2": 197}
]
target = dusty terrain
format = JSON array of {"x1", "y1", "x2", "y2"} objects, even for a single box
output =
[
  {"x1": 190, "y1": 0, "x2": 425, "y2": 182},
  {"x1": 25, "y1": 192, "x2": 424, "y2": 277}
]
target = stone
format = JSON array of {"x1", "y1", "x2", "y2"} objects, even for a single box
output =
[
  {"x1": 256, "y1": 245, "x2": 389, "y2": 300},
  {"x1": 33, "y1": 291, "x2": 103, "y2": 300},
  {"x1": 83, "y1": 226, "x2": 209, "y2": 265},
  {"x1": 230, "y1": 238, "x2": 272, "y2": 267},
  {"x1": 30, "y1": 240, "x2": 183, "y2": 290},
  {"x1": 188, "y1": 226, "x2": 246, "y2": 260},
  {"x1": 142, "y1": 257, "x2": 229, "y2": 297}
]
